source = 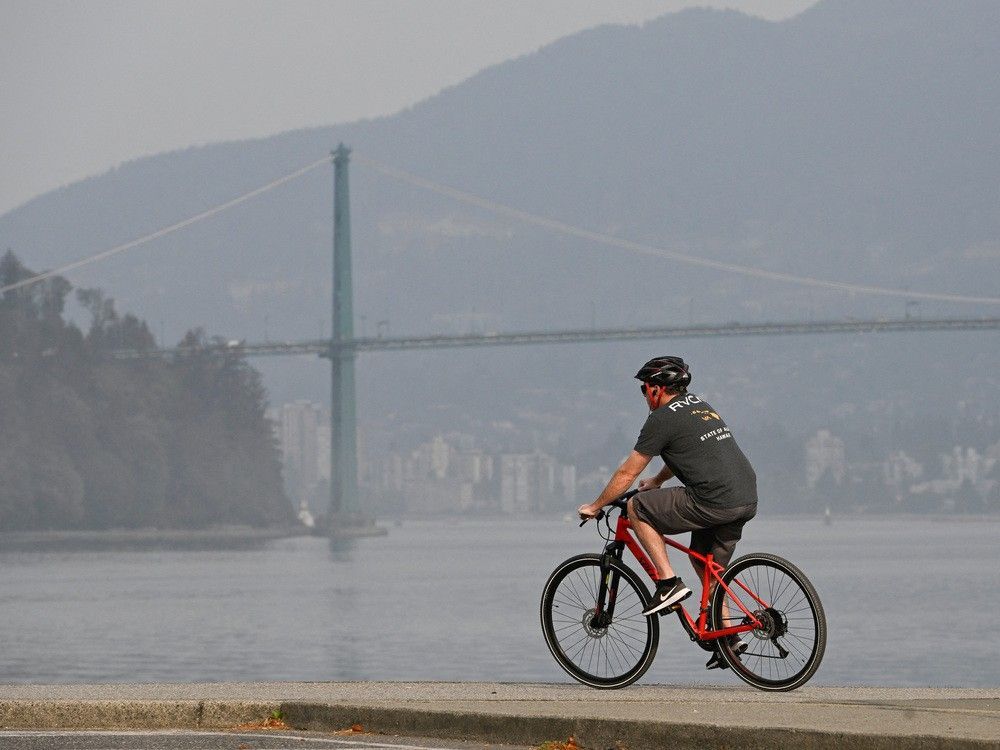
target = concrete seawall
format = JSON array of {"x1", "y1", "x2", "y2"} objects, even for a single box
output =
[{"x1": 0, "y1": 682, "x2": 997, "y2": 749}]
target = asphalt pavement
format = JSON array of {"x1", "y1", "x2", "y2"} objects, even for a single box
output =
[{"x1": 0, "y1": 729, "x2": 533, "y2": 750}]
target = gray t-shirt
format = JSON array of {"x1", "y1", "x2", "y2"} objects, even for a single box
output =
[{"x1": 634, "y1": 392, "x2": 757, "y2": 508}]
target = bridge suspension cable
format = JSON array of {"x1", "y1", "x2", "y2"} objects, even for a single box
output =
[
  {"x1": 0, "y1": 156, "x2": 332, "y2": 297},
  {"x1": 354, "y1": 154, "x2": 1000, "y2": 307},
  {"x1": 6, "y1": 150, "x2": 998, "y2": 309}
]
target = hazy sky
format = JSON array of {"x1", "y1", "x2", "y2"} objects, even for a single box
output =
[{"x1": 1, "y1": 0, "x2": 817, "y2": 216}]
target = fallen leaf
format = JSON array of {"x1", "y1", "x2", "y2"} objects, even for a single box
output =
[
  {"x1": 537, "y1": 737, "x2": 578, "y2": 750},
  {"x1": 231, "y1": 716, "x2": 291, "y2": 731},
  {"x1": 333, "y1": 723, "x2": 365, "y2": 735}
]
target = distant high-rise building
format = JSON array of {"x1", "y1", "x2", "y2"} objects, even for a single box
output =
[
  {"x1": 499, "y1": 451, "x2": 576, "y2": 512},
  {"x1": 500, "y1": 454, "x2": 533, "y2": 513},
  {"x1": 883, "y1": 450, "x2": 923, "y2": 488},
  {"x1": 317, "y1": 422, "x2": 331, "y2": 482},
  {"x1": 373, "y1": 434, "x2": 573, "y2": 515},
  {"x1": 805, "y1": 430, "x2": 846, "y2": 487},
  {"x1": 271, "y1": 401, "x2": 324, "y2": 509},
  {"x1": 451, "y1": 449, "x2": 493, "y2": 485},
  {"x1": 942, "y1": 446, "x2": 984, "y2": 484},
  {"x1": 429, "y1": 435, "x2": 450, "y2": 479},
  {"x1": 560, "y1": 464, "x2": 577, "y2": 504}
]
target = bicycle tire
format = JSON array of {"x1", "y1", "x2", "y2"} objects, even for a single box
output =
[
  {"x1": 710, "y1": 552, "x2": 826, "y2": 691},
  {"x1": 540, "y1": 553, "x2": 659, "y2": 689}
]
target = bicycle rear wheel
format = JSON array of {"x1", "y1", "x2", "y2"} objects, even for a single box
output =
[
  {"x1": 710, "y1": 552, "x2": 826, "y2": 691},
  {"x1": 540, "y1": 553, "x2": 658, "y2": 688}
]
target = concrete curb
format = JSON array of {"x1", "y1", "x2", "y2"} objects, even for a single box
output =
[
  {"x1": 282, "y1": 701, "x2": 1000, "y2": 750},
  {"x1": 2, "y1": 700, "x2": 998, "y2": 750},
  {"x1": 0, "y1": 700, "x2": 275, "y2": 731}
]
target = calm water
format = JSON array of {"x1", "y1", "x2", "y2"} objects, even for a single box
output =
[{"x1": 2, "y1": 516, "x2": 998, "y2": 686}]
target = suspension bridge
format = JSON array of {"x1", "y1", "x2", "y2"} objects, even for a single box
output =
[{"x1": 7, "y1": 144, "x2": 1000, "y2": 532}]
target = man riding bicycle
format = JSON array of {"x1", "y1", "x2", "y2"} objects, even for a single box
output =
[{"x1": 577, "y1": 356, "x2": 758, "y2": 669}]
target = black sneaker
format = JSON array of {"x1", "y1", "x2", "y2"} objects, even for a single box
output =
[
  {"x1": 641, "y1": 577, "x2": 691, "y2": 616},
  {"x1": 706, "y1": 636, "x2": 748, "y2": 670}
]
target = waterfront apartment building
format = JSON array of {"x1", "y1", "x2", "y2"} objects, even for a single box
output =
[
  {"x1": 268, "y1": 401, "x2": 326, "y2": 511},
  {"x1": 499, "y1": 452, "x2": 576, "y2": 513},
  {"x1": 805, "y1": 429, "x2": 847, "y2": 488}
]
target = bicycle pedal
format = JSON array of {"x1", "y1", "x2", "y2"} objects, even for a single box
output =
[{"x1": 662, "y1": 590, "x2": 691, "y2": 614}]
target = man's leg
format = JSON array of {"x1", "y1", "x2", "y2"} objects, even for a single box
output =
[
  {"x1": 627, "y1": 497, "x2": 678, "y2": 579},
  {"x1": 696, "y1": 516, "x2": 753, "y2": 669},
  {"x1": 628, "y1": 495, "x2": 693, "y2": 616},
  {"x1": 691, "y1": 528, "x2": 738, "y2": 622},
  {"x1": 689, "y1": 553, "x2": 706, "y2": 587},
  {"x1": 688, "y1": 533, "x2": 713, "y2": 601}
]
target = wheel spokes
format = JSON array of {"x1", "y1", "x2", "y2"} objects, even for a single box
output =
[
  {"x1": 717, "y1": 561, "x2": 821, "y2": 686},
  {"x1": 546, "y1": 561, "x2": 654, "y2": 685}
]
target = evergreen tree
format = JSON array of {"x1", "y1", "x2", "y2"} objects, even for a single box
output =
[{"x1": 0, "y1": 252, "x2": 290, "y2": 531}]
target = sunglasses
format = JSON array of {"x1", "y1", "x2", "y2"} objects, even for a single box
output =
[{"x1": 640, "y1": 383, "x2": 657, "y2": 396}]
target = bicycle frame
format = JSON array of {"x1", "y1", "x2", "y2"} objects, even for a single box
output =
[{"x1": 599, "y1": 512, "x2": 765, "y2": 642}]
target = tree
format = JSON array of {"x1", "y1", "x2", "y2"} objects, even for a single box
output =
[{"x1": 0, "y1": 255, "x2": 289, "y2": 531}]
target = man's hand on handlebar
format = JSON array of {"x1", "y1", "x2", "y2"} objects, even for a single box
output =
[
  {"x1": 637, "y1": 477, "x2": 662, "y2": 492},
  {"x1": 578, "y1": 490, "x2": 641, "y2": 525}
]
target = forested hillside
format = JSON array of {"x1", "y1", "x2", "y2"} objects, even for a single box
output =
[{"x1": 0, "y1": 252, "x2": 290, "y2": 530}]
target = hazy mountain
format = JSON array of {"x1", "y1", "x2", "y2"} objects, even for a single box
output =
[{"x1": 2, "y1": 0, "x2": 998, "y2": 476}]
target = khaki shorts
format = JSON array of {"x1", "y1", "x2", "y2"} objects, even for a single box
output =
[{"x1": 631, "y1": 486, "x2": 756, "y2": 568}]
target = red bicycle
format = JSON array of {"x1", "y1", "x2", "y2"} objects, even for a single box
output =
[{"x1": 540, "y1": 490, "x2": 826, "y2": 691}]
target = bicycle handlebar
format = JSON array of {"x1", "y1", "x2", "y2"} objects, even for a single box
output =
[{"x1": 578, "y1": 488, "x2": 640, "y2": 526}]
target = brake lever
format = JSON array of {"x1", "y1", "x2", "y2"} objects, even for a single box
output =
[{"x1": 579, "y1": 510, "x2": 606, "y2": 527}]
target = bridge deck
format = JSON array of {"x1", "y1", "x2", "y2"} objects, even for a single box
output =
[{"x1": 110, "y1": 316, "x2": 1000, "y2": 359}]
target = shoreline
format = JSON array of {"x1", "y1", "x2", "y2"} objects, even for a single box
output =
[
  {"x1": 391, "y1": 510, "x2": 1000, "y2": 523},
  {"x1": 3, "y1": 510, "x2": 997, "y2": 552},
  {"x1": 0, "y1": 525, "x2": 307, "y2": 552}
]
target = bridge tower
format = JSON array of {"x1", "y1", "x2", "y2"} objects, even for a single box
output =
[{"x1": 329, "y1": 143, "x2": 359, "y2": 519}]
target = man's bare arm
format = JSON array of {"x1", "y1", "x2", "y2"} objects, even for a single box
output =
[
  {"x1": 578, "y1": 451, "x2": 653, "y2": 518},
  {"x1": 638, "y1": 462, "x2": 674, "y2": 491}
]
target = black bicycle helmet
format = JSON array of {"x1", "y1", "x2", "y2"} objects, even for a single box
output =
[{"x1": 635, "y1": 356, "x2": 691, "y2": 390}]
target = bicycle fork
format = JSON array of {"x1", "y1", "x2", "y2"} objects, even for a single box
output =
[{"x1": 591, "y1": 541, "x2": 625, "y2": 629}]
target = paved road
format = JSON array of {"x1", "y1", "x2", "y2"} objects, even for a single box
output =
[
  {"x1": 0, "y1": 730, "x2": 533, "y2": 750},
  {"x1": 2, "y1": 682, "x2": 998, "y2": 749}
]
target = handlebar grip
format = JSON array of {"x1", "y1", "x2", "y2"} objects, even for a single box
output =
[
  {"x1": 607, "y1": 489, "x2": 639, "y2": 511},
  {"x1": 579, "y1": 509, "x2": 607, "y2": 526}
]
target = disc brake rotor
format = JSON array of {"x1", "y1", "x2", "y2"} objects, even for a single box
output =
[{"x1": 582, "y1": 607, "x2": 608, "y2": 638}]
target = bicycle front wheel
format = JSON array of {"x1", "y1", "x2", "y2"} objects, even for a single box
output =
[
  {"x1": 710, "y1": 552, "x2": 826, "y2": 691},
  {"x1": 540, "y1": 553, "x2": 659, "y2": 689}
]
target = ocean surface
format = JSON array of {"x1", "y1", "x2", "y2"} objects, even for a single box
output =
[{"x1": 2, "y1": 515, "x2": 998, "y2": 687}]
